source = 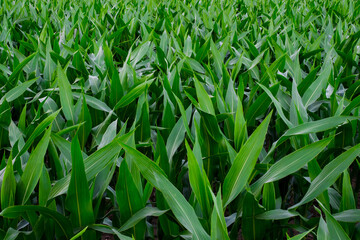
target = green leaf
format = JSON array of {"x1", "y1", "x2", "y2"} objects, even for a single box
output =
[
  {"x1": 73, "y1": 51, "x2": 89, "y2": 78},
  {"x1": 110, "y1": 68, "x2": 123, "y2": 108},
  {"x1": 302, "y1": 62, "x2": 332, "y2": 108},
  {"x1": 194, "y1": 78, "x2": 215, "y2": 115},
  {"x1": 49, "y1": 130, "x2": 134, "y2": 199},
  {"x1": 114, "y1": 80, "x2": 154, "y2": 110},
  {"x1": 333, "y1": 210, "x2": 360, "y2": 223},
  {"x1": 342, "y1": 95, "x2": 360, "y2": 115},
  {"x1": 210, "y1": 188, "x2": 229, "y2": 240},
  {"x1": 77, "y1": 94, "x2": 92, "y2": 150},
  {"x1": 70, "y1": 226, "x2": 88, "y2": 240},
  {"x1": 166, "y1": 116, "x2": 186, "y2": 163},
  {"x1": 17, "y1": 127, "x2": 52, "y2": 205},
  {"x1": 119, "y1": 207, "x2": 168, "y2": 232},
  {"x1": 39, "y1": 166, "x2": 51, "y2": 206},
  {"x1": 198, "y1": 109, "x2": 223, "y2": 142},
  {"x1": 340, "y1": 170, "x2": 356, "y2": 212},
  {"x1": 256, "y1": 209, "x2": 299, "y2": 220},
  {"x1": 3, "y1": 78, "x2": 37, "y2": 102},
  {"x1": 98, "y1": 120, "x2": 117, "y2": 150},
  {"x1": 1, "y1": 154, "x2": 16, "y2": 209},
  {"x1": 223, "y1": 112, "x2": 271, "y2": 206},
  {"x1": 251, "y1": 138, "x2": 332, "y2": 195},
  {"x1": 14, "y1": 110, "x2": 60, "y2": 162},
  {"x1": 72, "y1": 93, "x2": 113, "y2": 113},
  {"x1": 284, "y1": 116, "x2": 359, "y2": 136},
  {"x1": 290, "y1": 143, "x2": 360, "y2": 209},
  {"x1": 185, "y1": 141, "x2": 212, "y2": 218},
  {"x1": 116, "y1": 159, "x2": 145, "y2": 239},
  {"x1": 317, "y1": 215, "x2": 330, "y2": 240},
  {"x1": 262, "y1": 182, "x2": 276, "y2": 211},
  {"x1": 186, "y1": 57, "x2": 206, "y2": 74},
  {"x1": 318, "y1": 201, "x2": 351, "y2": 240},
  {"x1": 288, "y1": 228, "x2": 314, "y2": 240},
  {"x1": 174, "y1": 95, "x2": 194, "y2": 143},
  {"x1": 119, "y1": 143, "x2": 210, "y2": 240},
  {"x1": 65, "y1": 134, "x2": 94, "y2": 227},
  {"x1": 8, "y1": 52, "x2": 36, "y2": 86},
  {"x1": 89, "y1": 224, "x2": 131, "y2": 240},
  {"x1": 2, "y1": 228, "x2": 28, "y2": 240},
  {"x1": 57, "y1": 63, "x2": 75, "y2": 123},
  {"x1": 210, "y1": 39, "x2": 223, "y2": 78},
  {"x1": 258, "y1": 83, "x2": 292, "y2": 127},
  {"x1": 0, "y1": 205, "x2": 73, "y2": 239},
  {"x1": 234, "y1": 100, "x2": 247, "y2": 151},
  {"x1": 241, "y1": 191, "x2": 267, "y2": 240}
]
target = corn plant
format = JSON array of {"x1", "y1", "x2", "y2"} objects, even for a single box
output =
[{"x1": 0, "y1": 0, "x2": 360, "y2": 239}]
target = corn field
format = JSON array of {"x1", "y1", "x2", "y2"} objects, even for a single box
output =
[{"x1": 0, "y1": 0, "x2": 360, "y2": 239}]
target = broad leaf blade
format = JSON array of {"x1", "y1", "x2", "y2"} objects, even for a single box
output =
[
  {"x1": 290, "y1": 144, "x2": 360, "y2": 209},
  {"x1": 65, "y1": 134, "x2": 94, "y2": 227},
  {"x1": 223, "y1": 112, "x2": 271, "y2": 206},
  {"x1": 119, "y1": 143, "x2": 210, "y2": 240}
]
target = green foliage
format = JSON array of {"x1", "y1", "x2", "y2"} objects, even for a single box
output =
[{"x1": 0, "y1": 0, "x2": 360, "y2": 239}]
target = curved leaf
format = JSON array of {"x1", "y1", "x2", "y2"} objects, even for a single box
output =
[
  {"x1": 0, "y1": 205, "x2": 73, "y2": 239},
  {"x1": 290, "y1": 144, "x2": 360, "y2": 209},
  {"x1": 119, "y1": 143, "x2": 210, "y2": 240}
]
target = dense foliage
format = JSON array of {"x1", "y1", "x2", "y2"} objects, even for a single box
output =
[{"x1": 1, "y1": 0, "x2": 360, "y2": 239}]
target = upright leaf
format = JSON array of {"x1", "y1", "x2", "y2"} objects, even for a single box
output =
[
  {"x1": 241, "y1": 192, "x2": 267, "y2": 240},
  {"x1": 17, "y1": 127, "x2": 52, "y2": 205},
  {"x1": 1, "y1": 154, "x2": 16, "y2": 210},
  {"x1": 318, "y1": 201, "x2": 351, "y2": 240},
  {"x1": 116, "y1": 159, "x2": 145, "y2": 239},
  {"x1": 77, "y1": 94, "x2": 92, "y2": 150},
  {"x1": 210, "y1": 188, "x2": 229, "y2": 240},
  {"x1": 185, "y1": 141, "x2": 212, "y2": 218},
  {"x1": 223, "y1": 112, "x2": 271, "y2": 206},
  {"x1": 65, "y1": 134, "x2": 94, "y2": 227},
  {"x1": 57, "y1": 63, "x2": 75, "y2": 123}
]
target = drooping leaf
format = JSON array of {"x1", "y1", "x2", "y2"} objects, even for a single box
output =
[
  {"x1": 0, "y1": 205, "x2": 73, "y2": 239},
  {"x1": 290, "y1": 144, "x2": 360, "y2": 209},
  {"x1": 251, "y1": 137, "x2": 332, "y2": 195},
  {"x1": 119, "y1": 143, "x2": 210, "y2": 240}
]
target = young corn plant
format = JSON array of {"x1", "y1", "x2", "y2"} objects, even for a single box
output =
[{"x1": 0, "y1": 0, "x2": 360, "y2": 239}]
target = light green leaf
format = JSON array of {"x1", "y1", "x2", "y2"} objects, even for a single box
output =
[{"x1": 3, "y1": 79, "x2": 37, "y2": 102}]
